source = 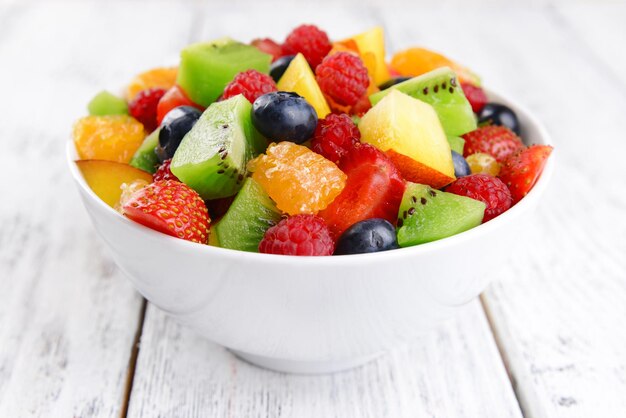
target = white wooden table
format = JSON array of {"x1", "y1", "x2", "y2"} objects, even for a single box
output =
[{"x1": 1, "y1": 1, "x2": 625, "y2": 417}]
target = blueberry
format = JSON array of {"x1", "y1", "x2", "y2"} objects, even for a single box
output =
[
  {"x1": 378, "y1": 77, "x2": 411, "y2": 90},
  {"x1": 451, "y1": 151, "x2": 471, "y2": 177},
  {"x1": 334, "y1": 219, "x2": 399, "y2": 255},
  {"x1": 252, "y1": 92, "x2": 317, "y2": 144},
  {"x1": 478, "y1": 103, "x2": 520, "y2": 135},
  {"x1": 269, "y1": 55, "x2": 296, "y2": 83},
  {"x1": 157, "y1": 106, "x2": 202, "y2": 162}
]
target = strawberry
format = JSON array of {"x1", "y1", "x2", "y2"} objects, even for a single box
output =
[
  {"x1": 498, "y1": 145, "x2": 553, "y2": 204},
  {"x1": 251, "y1": 38, "x2": 283, "y2": 62},
  {"x1": 319, "y1": 143, "x2": 405, "y2": 238},
  {"x1": 156, "y1": 85, "x2": 204, "y2": 126},
  {"x1": 462, "y1": 126, "x2": 525, "y2": 163},
  {"x1": 122, "y1": 180, "x2": 210, "y2": 243}
]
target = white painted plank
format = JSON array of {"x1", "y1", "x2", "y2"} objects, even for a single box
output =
[
  {"x1": 0, "y1": 2, "x2": 194, "y2": 416},
  {"x1": 128, "y1": 300, "x2": 521, "y2": 418},
  {"x1": 381, "y1": 4, "x2": 626, "y2": 418}
]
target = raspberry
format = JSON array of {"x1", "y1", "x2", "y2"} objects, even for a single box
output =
[
  {"x1": 445, "y1": 174, "x2": 512, "y2": 222},
  {"x1": 251, "y1": 38, "x2": 283, "y2": 62},
  {"x1": 259, "y1": 215, "x2": 334, "y2": 256},
  {"x1": 153, "y1": 159, "x2": 180, "y2": 182},
  {"x1": 282, "y1": 24, "x2": 331, "y2": 69},
  {"x1": 461, "y1": 82, "x2": 488, "y2": 113},
  {"x1": 129, "y1": 88, "x2": 166, "y2": 132},
  {"x1": 316, "y1": 52, "x2": 369, "y2": 107},
  {"x1": 221, "y1": 70, "x2": 277, "y2": 103},
  {"x1": 311, "y1": 114, "x2": 361, "y2": 164},
  {"x1": 462, "y1": 125, "x2": 524, "y2": 163}
]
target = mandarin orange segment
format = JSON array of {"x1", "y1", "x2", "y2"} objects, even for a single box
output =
[
  {"x1": 390, "y1": 48, "x2": 480, "y2": 85},
  {"x1": 248, "y1": 142, "x2": 346, "y2": 215},
  {"x1": 126, "y1": 67, "x2": 178, "y2": 100},
  {"x1": 73, "y1": 115, "x2": 145, "y2": 163}
]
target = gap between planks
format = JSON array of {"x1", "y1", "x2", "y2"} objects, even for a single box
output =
[{"x1": 120, "y1": 299, "x2": 148, "y2": 418}]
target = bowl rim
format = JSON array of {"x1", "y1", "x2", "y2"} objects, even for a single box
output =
[{"x1": 68, "y1": 88, "x2": 554, "y2": 265}]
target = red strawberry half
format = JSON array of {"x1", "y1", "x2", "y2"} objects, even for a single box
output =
[
  {"x1": 156, "y1": 85, "x2": 204, "y2": 126},
  {"x1": 122, "y1": 180, "x2": 210, "y2": 244},
  {"x1": 498, "y1": 145, "x2": 553, "y2": 204},
  {"x1": 319, "y1": 143, "x2": 405, "y2": 238},
  {"x1": 463, "y1": 125, "x2": 525, "y2": 163}
]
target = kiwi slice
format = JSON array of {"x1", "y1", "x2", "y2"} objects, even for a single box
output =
[
  {"x1": 170, "y1": 95, "x2": 267, "y2": 200},
  {"x1": 370, "y1": 67, "x2": 477, "y2": 137},
  {"x1": 88, "y1": 91, "x2": 128, "y2": 116},
  {"x1": 214, "y1": 177, "x2": 282, "y2": 252},
  {"x1": 396, "y1": 182, "x2": 485, "y2": 247},
  {"x1": 177, "y1": 37, "x2": 272, "y2": 107},
  {"x1": 129, "y1": 127, "x2": 160, "y2": 174}
]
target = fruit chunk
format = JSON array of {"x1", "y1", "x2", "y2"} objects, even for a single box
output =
[
  {"x1": 311, "y1": 113, "x2": 361, "y2": 165},
  {"x1": 461, "y1": 82, "x2": 488, "y2": 113},
  {"x1": 129, "y1": 88, "x2": 166, "y2": 133},
  {"x1": 249, "y1": 141, "x2": 346, "y2": 215},
  {"x1": 478, "y1": 103, "x2": 521, "y2": 135},
  {"x1": 396, "y1": 182, "x2": 485, "y2": 247},
  {"x1": 157, "y1": 106, "x2": 202, "y2": 162},
  {"x1": 73, "y1": 115, "x2": 145, "y2": 163},
  {"x1": 370, "y1": 67, "x2": 477, "y2": 137},
  {"x1": 76, "y1": 160, "x2": 153, "y2": 208},
  {"x1": 122, "y1": 180, "x2": 210, "y2": 244},
  {"x1": 156, "y1": 85, "x2": 204, "y2": 126},
  {"x1": 466, "y1": 153, "x2": 501, "y2": 176},
  {"x1": 171, "y1": 95, "x2": 266, "y2": 200},
  {"x1": 126, "y1": 67, "x2": 178, "y2": 100},
  {"x1": 252, "y1": 92, "x2": 317, "y2": 144},
  {"x1": 334, "y1": 218, "x2": 398, "y2": 255},
  {"x1": 130, "y1": 128, "x2": 160, "y2": 174},
  {"x1": 214, "y1": 178, "x2": 282, "y2": 252},
  {"x1": 319, "y1": 144, "x2": 405, "y2": 238},
  {"x1": 359, "y1": 90, "x2": 455, "y2": 188},
  {"x1": 281, "y1": 24, "x2": 331, "y2": 69},
  {"x1": 498, "y1": 145, "x2": 553, "y2": 204},
  {"x1": 390, "y1": 47, "x2": 480, "y2": 86},
  {"x1": 316, "y1": 52, "x2": 369, "y2": 107},
  {"x1": 222, "y1": 69, "x2": 277, "y2": 103},
  {"x1": 88, "y1": 91, "x2": 128, "y2": 116},
  {"x1": 176, "y1": 38, "x2": 272, "y2": 107},
  {"x1": 341, "y1": 26, "x2": 391, "y2": 85},
  {"x1": 445, "y1": 174, "x2": 512, "y2": 222},
  {"x1": 259, "y1": 215, "x2": 334, "y2": 256},
  {"x1": 462, "y1": 125, "x2": 524, "y2": 163},
  {"x1": 276, "y1": 53, "x2": 331, "y2": 118}
]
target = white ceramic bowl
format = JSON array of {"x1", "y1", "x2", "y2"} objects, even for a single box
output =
[{"x1": 68, "y1": 90, "x2": 553, "y2": 373}]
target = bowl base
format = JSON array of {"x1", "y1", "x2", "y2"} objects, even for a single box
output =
[{"x1": 231, "y1": 349, "x2": 383, "y2": 374}]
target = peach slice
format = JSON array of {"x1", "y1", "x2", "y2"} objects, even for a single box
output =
[{"x1": 76, "y1": 160, "x2": 153, "y2": 208}]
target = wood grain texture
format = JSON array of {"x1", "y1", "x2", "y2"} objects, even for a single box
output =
[
  {"x1": 0, "y1": 2, "x2": 193, "y2": 416},
  {"x1": 127, "y1": 301, "x2": 521, "y2": 418}
]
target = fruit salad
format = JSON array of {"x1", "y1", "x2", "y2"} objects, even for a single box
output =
[{"x1": 72, "y1": 24, "x2": 552, "y2": 256}]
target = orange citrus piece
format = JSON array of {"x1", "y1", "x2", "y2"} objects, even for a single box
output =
[
  {"x1": 248, "y1": 142, "x2": 346, "y2": 215},
  {"x1": 73, "y1": 115, "x2": 145, "y2": 163},
  {"x1": 390, "y1": 48, "x2": 480, "y2": 85},
  {"x1": 126, "y1": 67, "x2": 178, "y2": 100}
]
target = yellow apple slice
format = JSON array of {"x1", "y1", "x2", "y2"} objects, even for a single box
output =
[
  {"x1": 359, "y1": 90, "x2": 455, "y2": 189},
  {"x1": 276, "y1": 53, "x2": 330, "y2": 118},
  {"x1": 76, "y1": 160, "x2": 153, "y2": 208}
]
